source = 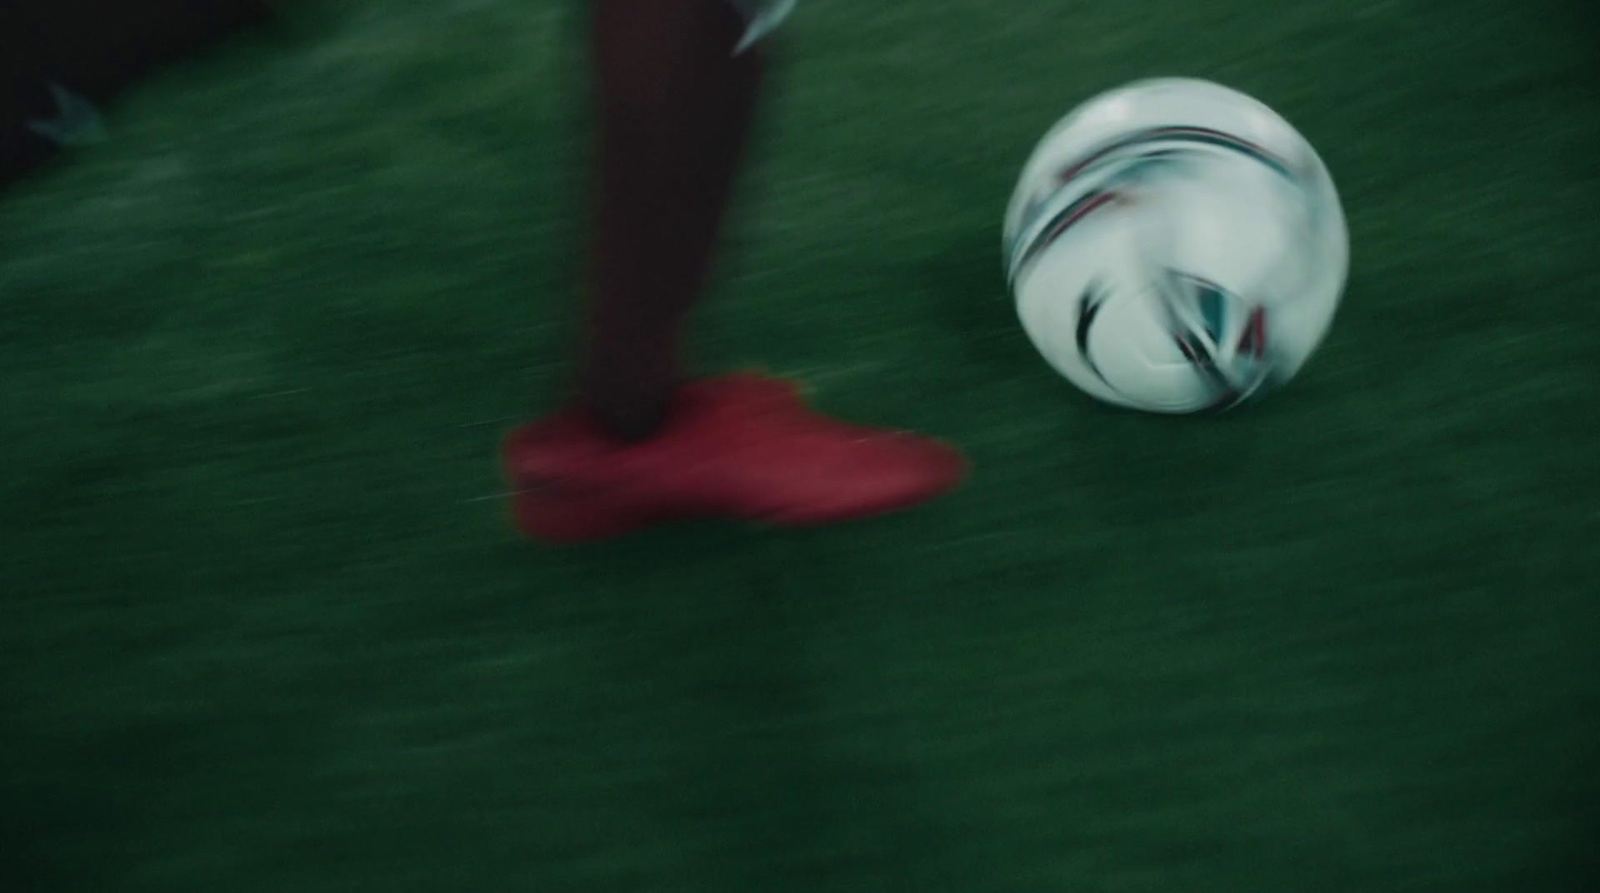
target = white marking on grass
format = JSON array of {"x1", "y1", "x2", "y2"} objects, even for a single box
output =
[
  {"x1": 252, "y1": 388, "x2": 313, "y2": 400},
  {"x1": 461, "y1": 490, "x2": 524, "y2": 504}
]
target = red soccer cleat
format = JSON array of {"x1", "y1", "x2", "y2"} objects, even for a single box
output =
[{"x1": 500, "y1": 372, "x2": 967, "y2": 542}]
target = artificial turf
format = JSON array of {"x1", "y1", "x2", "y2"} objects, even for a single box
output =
[{"x1": 1, "y1": 1, "x2": 1596, "y2": 889}]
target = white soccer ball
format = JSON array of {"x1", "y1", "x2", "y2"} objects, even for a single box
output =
[{"x1": 1002, "y1": 78, "x2": 1349, "y2": 413}]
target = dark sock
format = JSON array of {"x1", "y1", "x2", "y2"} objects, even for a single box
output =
[{"x1": 579, "y1": 0, "x2": 766, "y2": 442}]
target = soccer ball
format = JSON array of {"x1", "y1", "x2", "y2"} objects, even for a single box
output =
[{"x1": 1002, "y1": 78, "x2": 1349, "y2": 413}]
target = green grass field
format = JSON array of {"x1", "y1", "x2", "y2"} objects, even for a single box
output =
[{"x1": 2, "y1": 1, "x2": 1597, "y2": 889}]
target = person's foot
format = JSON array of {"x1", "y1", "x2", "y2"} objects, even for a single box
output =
[{"x1": 501, "y1": 372, "x2": 967, "y2": 543}]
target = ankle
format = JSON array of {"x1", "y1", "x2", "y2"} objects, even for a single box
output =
[{"x1": 585, "y1": 398, "x2": 671, "y2": 444}]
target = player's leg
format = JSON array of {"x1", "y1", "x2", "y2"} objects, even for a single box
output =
[
  {"x1": 502, "y1": 0, "x2": 966, "y2": 543},
  {"x1": 581, "y1": 0, "x2": 764, "y2": 441}
]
